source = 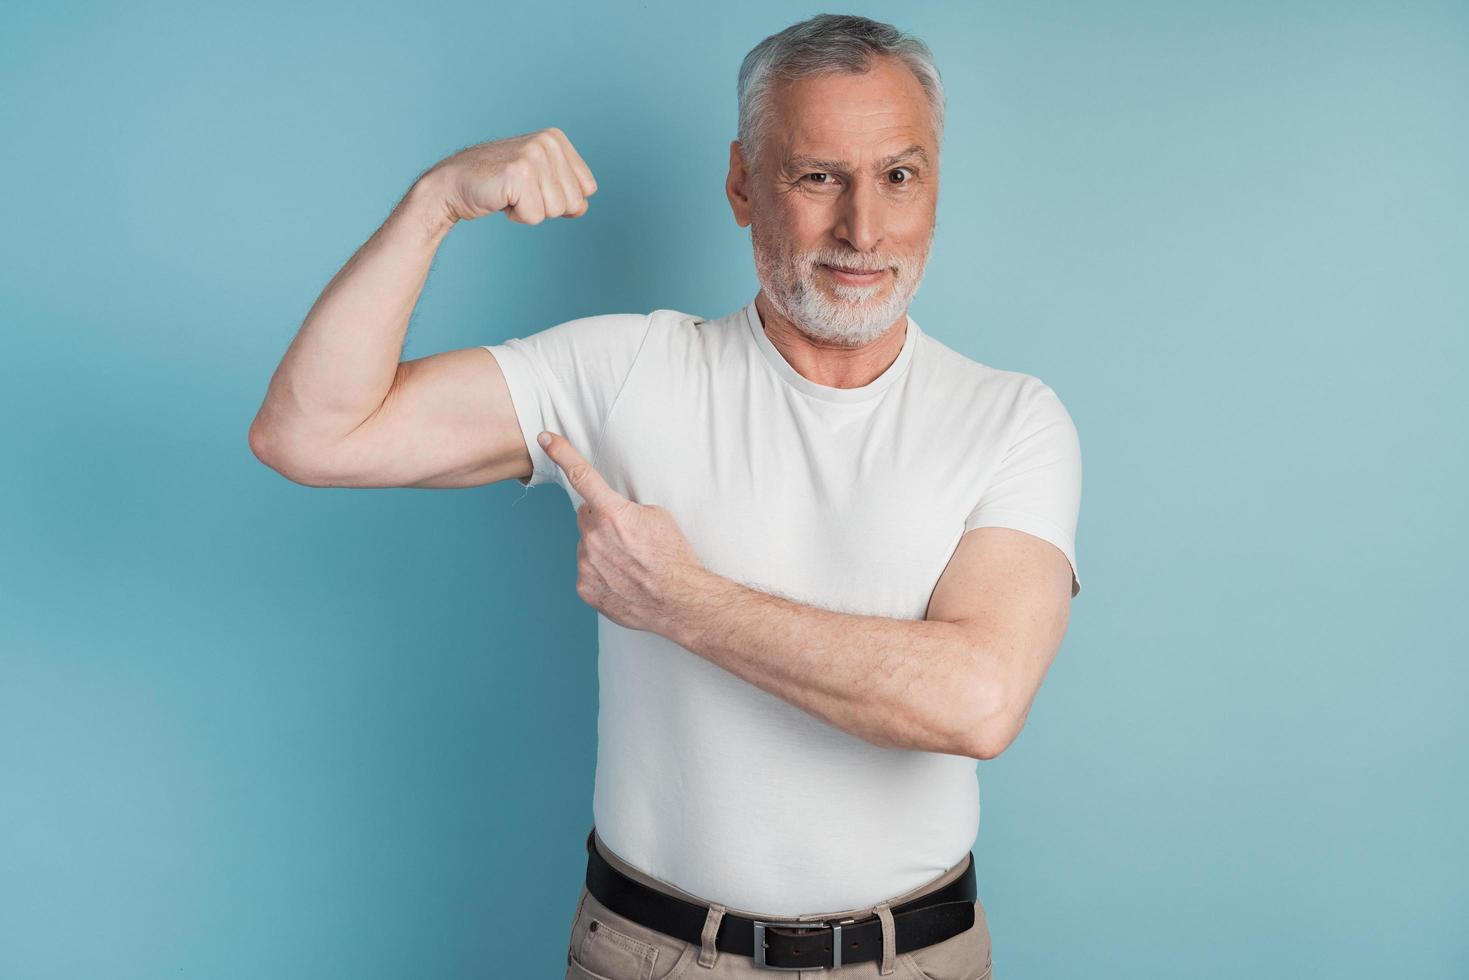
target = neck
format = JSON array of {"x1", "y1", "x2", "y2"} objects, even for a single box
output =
[{"x1": 753, "y1": 292, "x2": 908, "y2": 390}]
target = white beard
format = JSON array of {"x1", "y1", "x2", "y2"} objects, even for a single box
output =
[{"x1": 750, "y1": 215, "x2": 933, "y2": 349}]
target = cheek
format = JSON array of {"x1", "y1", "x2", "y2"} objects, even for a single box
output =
[
  {"x1": 759, "y1": 219, "x2": 819, "y2": 262},
  {"x1": 783, "y1": 207, "x2": 841, "y2": 254},
  {"x1": 756, "y1": 188, "x2": 814, "y2": 225},
  {"x1": 791, "y1": 194, "x2": 837, "y2": 226},
  {"x1": 890, "y1": 206, "x2": 936, "y2": 246}
]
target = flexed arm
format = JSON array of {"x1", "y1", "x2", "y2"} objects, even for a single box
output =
[{"x1": 247, "y1": 128, "x2": 598, "y2": 489}]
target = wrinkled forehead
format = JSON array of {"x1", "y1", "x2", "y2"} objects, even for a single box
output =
[{"x1": 762, "y1": 66, "x2": 937, "y2": 170}]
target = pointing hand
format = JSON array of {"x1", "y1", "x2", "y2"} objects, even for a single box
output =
[{"x1": 538, "y1": 430, "x2": 707, "y2": 638}]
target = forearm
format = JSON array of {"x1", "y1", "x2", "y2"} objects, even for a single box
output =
[
  {"x1": 250, "y1": 169, "x2": 457, "y2": 452},
  {"x1": 670, "y1": 569, "x2": 990, "y2": 756}
]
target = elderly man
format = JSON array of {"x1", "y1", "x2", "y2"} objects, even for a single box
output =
[{"x1": 250, "y1": 12, "x2": 1079, "y2": 979}]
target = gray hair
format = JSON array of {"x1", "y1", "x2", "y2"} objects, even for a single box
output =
[{"x1": 736, "y1": 13, "x2": 945, "y2": 176}]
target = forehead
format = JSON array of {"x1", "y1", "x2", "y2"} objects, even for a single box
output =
[{"x1": 767, "y1": 57, "x2": 935, "y2": 165}]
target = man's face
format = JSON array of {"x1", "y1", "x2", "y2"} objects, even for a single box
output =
[{"x1": 728, "y1": 55, "x2": 939, "y2": 348}]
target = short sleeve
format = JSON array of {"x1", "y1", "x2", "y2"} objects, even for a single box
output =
[
  {"x1": 963, "y1": 381, "x2": 1083, "y2": 597},
  {"x1": 482, "y1": 312, "x2": 654, "y2": 497}
]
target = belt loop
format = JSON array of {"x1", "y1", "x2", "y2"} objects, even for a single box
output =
[
  {"x1": 874, "y1": 900, "x2": 897, "y2": 975},
  {"x1": 697, "y1": 902, "x2": 725, "y2": 968}
]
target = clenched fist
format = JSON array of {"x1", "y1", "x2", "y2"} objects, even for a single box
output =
[{"x1": 428, "y1": 127, "x2": 598, "y2": 225}]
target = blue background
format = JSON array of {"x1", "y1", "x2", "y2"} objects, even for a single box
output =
[{"x1": 2, "y1": 2, "x2": 1465, "y2": 977}]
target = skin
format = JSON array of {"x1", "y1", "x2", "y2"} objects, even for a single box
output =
[
  {"x1": 728, "y1": 55, "x2": 939, "y2": 383},
  {"x1": 537, "y1": 55, "x2": 1075, "y2": 760}
]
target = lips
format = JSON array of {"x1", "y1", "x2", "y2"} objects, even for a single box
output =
[{"x1": 823, "y1": 264, "x2": 887, "y2": 284}]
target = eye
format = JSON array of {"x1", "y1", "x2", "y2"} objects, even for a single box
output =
[
  {"x1": 804, "y1": 172, "x2": 838, "y2": 185},
  {"x1": 888, "y1": 167, "x2": 915, "y2": 184}
]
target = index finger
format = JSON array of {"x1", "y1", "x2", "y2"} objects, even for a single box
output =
[{"x1": 538, "y1": 430, "x2": 623, "y2": 512}]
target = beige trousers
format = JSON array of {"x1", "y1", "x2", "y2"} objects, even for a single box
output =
[{"x1": 565, "y1": 826, "x2": 993, "y2": 980}]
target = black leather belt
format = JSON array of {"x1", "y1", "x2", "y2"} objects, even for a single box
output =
[{"x1": 583, "y1": 827, "x2": 976, "y2": 971}]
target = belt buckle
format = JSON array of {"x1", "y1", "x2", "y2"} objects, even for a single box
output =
[{"x1": 752, "y1": 917, "x2": 855, "y2": 970}]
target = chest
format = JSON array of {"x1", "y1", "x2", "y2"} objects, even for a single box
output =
[{"x1": 595, "y1": 373, "x2": 997, "y2": 619}]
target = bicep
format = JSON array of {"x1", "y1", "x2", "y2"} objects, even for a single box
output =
[
  {"x1": 294, "y1": 346, "x2": 533, "y2": 489},
  {"x1": 927, "y1": 526, "x2": 1074, "y2": 741}
]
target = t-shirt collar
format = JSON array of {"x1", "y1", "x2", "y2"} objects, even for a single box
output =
[{"x1": 743, "y1": 298, "x2": 918, "y2": 404}]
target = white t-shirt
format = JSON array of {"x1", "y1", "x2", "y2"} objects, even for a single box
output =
[{"x1": 483, "y1": 297, "x2": 1081, "y2": 915}]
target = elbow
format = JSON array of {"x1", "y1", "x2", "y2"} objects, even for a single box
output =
[
  {"x1": 954, "y1": 684, "x2": 1020, "y2": 761},
  {"x1": 248, "y1": 421, "x2": 276, "y2": 467},
  {"x1": 966, "y1": 721, "x2": 1017, "y2": 761},
  {"x1": 248, "y1": 423, "x2": 325, "y2": 486},
  {"x1": 248, "y1": 422, "x2": 296, "y2": 478}
]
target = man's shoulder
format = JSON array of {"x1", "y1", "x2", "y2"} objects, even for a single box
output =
[
  {"x1": 532, "y1": 309, "x2": 653, "y2": 344},
  {"x1": 916, "y1": 329, "x2": 1055, "y2": 406},
  {"x1": 637, "y1": 305, "x2": 749, "y2": 357},
  {"x1": 560, "y1": 306, "x2": 716, "y2": 345}
]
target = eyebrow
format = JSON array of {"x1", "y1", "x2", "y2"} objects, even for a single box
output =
[{"x1": 784, "y1": 144, "x2": 930, "y2": 174}]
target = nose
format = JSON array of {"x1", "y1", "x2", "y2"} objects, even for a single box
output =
[{"x1": 833, "y1": 175, "x2": 884, "y2": 255}]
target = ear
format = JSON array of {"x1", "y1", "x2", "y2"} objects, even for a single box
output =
[{"x1": 726, "y1": 139, "x2": 753, "y2": 229}]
